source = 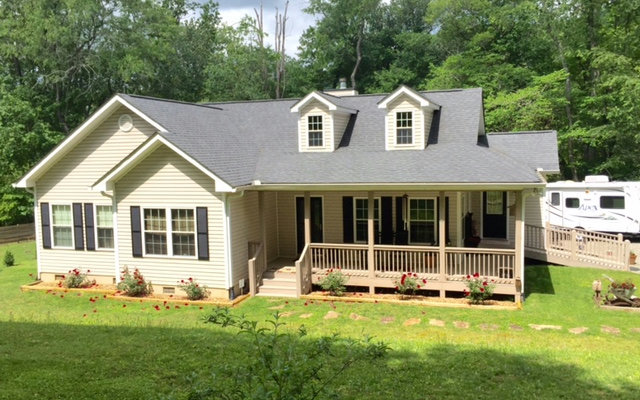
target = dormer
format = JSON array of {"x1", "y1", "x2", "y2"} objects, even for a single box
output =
[
  {"x1": 377, "y1": 86, "x2": 440, "y2": 151},
  {"x1": 291, "y1": 91, "x2": 356, "y2": 152}
]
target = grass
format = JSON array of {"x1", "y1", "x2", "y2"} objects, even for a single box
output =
[{"x1": 1, "y1": 241, "x2": 639, "y2": 399}]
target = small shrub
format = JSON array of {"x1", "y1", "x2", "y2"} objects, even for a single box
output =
[
  {"x1": 464, "y1": 272, "x2": 496, "y2": 304},
  {"x1": 3, "y1": 250, "x2": 15, "y2": 267},
  {"x1": 178, "y1": 277, "x2": 209, "y2": 300},
  {"x1": 318, "y1": 268, "x2": 347, "y2": 296},
  {"x1": 117, "y1": 267, "x2": 153, "y2": 297},
  {"x1": 394, "y1": 272, "x2": 426, "y2": 298},
  {"x1": 64, "y1": 268, "x2": 95, "y2": 288}
]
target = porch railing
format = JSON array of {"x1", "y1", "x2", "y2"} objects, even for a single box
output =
[
  {"x1": 445, "y1": 247, "x2": 515, "y2": 283},
  {"x1": 374, "y1": 244, "x2": 439, "y2": 276},
  {"x1": 295, "y1": 243, "x2": 313, "y2": 297},
  {"x1": 248, "y1": 242, "x2": 266, "y2": 297},
  {"x1": 308, "y1": 243, "x2": 369, "y2": 273}
]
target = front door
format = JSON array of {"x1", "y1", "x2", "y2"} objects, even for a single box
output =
[
  {"x1": 483, "y1": 191, "x2": 507, "y2": 238},
  {"x1": 296, "y1": 197, "x2": 323, "y2": 254}
]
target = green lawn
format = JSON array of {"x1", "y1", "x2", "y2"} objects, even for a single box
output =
[{"x1": 1, "y1": 241, "x2": 639, "y2": 399}]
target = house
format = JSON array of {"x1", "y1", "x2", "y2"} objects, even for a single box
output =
[{"x1": 14, "y1": 85, "x2": 559, "y2": 301}]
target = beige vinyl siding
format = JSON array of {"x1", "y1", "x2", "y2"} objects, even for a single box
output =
[
  {"x1": 423, "y1": 109, "x2": 434, "y2": 147},
  {"x1": 332, "y1": 111, "x2": 351, "y2": 149},
  {"x1": 525, "y1": 193, "x2": 545, "y2": 227},
  {"x1": 265, "y1": 192, "x2": 278, "y2": 261},
  {"x1": 36, "y1": 107, "x2": 155, "y2": 277},
  {"x1": 275, "y1": 191, "x2": 458, "y2": 258},
  {"x1": 385, "y1": 97, "x2": 425, "y2": 150},
  {"x1": 115, "y1": 145, "x2": 226, "y2": 288},
  {"x1": 229, "y1": 191, "x2": 261, "y2": 287},
  {"x1": 298, "y1": 100, "x2": 333, "y2": 152}
]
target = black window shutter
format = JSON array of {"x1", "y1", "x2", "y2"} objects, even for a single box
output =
[
  {"x1": 131, "y1": 206, "x2": 143, "y2": 258},
  {"x1": 395, "y1": 197, "x2": 407, "y2": 245},
  {"x1": 342, "y1": 197, "x2": 354, "y2": 243},
  {"x1": 84, "y1": 203, "x2": 95, "y2": 251},
  {"x1": 41, "y1": 203, "x2": 51, "y2": 249},
  {"x1": 381, "y1": 197, "x2": 393, "y2": 244},
  {"x1": 196, "y1": 207, "x2": 209, "y2": 260},
  {"x1": 73, "y1": 203, "x2": 84, "y2": 250}
]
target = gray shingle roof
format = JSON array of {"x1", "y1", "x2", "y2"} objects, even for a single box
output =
[{"x1": 119, "y1": 88, "x2": 559, "y2": 188}]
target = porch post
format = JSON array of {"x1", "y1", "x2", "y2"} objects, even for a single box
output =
[
  {"x1": 258, "y1": 191, "x2": 267, "y2": 272},
  {"x1": 514, "y1": 191, "x2": 524, "y2": 303},
  {"x1": 367, "y1": 191, "x2": 375, "y2": 294},
  {"x1": 304, "y1": 191, "x2": 311, "y2": 245},
  {"x1": 438, "y1": 191, "x2": 446, "y2": 298}
]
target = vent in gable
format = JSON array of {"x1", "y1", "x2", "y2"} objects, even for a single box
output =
[{"x1": 118, "y1": 114, "x2": 134, "y2": 132}]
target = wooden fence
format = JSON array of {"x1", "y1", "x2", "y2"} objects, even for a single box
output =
[{"x1": 0, "y1": 223, "x2": 35, "y2": 244}]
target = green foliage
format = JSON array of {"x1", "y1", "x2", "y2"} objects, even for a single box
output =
[
  {"x1": 178, "y1": 277, "x2": 208, "y2": 300},
  {"x1": 117, "y1": 267, "x2": 153, "y2": 297},
  {"x1": 464, "y1": 273, "x2": 496, "y2": 304},
  {"x1": 318, "y1": 268, "x2": 348, "y2": 296},
  {"x1": 64, "y1": 268, "x2": 95, "y2": 289},
  {"x1": 3, "y1": 250, "x2": 14, "y2": 267},
  {"x1": 195, "y1": 308, "x2": 388, "y2": 400},
  {"x1": 393, "y1": 272, "x2": 426, "y2": 297}
]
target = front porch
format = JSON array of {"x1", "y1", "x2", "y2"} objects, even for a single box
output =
[{"x1": 246, "y1": 189, "x2": 527, "y2": 301}]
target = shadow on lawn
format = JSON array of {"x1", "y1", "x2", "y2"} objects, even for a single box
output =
[
  {"x1": 525, "y1": 264, "x2": 556, "y2": 295},
  {"x1": 1, "y1": 320, "x2": 638, "y2": 399}
]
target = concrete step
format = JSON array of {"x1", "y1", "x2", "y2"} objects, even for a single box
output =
[
  {"x1": 261, "y1": 277, "x2": 297, "y2": 289},
  {"x1": 262, "y1": 269, "x2": 297, "y2": 280}
]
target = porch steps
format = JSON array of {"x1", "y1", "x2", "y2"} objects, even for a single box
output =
[{"x1": 256, "y1": 269, "x2": 297, "y2": 298}]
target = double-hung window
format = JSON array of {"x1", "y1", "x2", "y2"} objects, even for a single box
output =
[
  {"x1": 308, "y1": 115, "x2": 323, "y2": 147},
  {"x1": 409, "y1": 198, "x2": 436, "y2": 244},
  {"x1": 51, "y1": 205, "x2": 73, "y2": 248},
  {"x1": 95, "y1": 205, "x2": 114, "y2": 249},
  {"x1": 396, "y1": 111, "x2": 413, "y2": 144},
  {"x1": 354, "y1": 198, "x2": 380, "y2": 243},
  {"x1": 143, "y1": 208, "x2": 196, "y2": 257}
]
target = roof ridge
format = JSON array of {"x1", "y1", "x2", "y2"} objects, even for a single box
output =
[
  {"x1": 487, "y1": 130, "x2": 556, "y2": 135},
  {"x1": 121, "y1": 93, "x2": 223, "y2": 110}
]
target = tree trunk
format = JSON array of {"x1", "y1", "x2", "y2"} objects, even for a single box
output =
[{"x1": 350, "y1": 22, "x2": 364, "y2": 90}]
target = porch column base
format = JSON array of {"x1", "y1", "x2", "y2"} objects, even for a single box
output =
[{"x1": 439, "y1": 289, "x2": 445, "y2": 298}]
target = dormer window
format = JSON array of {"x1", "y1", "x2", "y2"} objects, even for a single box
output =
[
  {"x1": 396, "y1": 112, "x2": 413, "y2": 144},
  {"x1": 308, "y1": 115, "x2": 323, "y2": 147}
]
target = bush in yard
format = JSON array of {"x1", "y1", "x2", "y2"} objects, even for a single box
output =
[
  {"x1": 187, "y1": 308, "x2": 388, "y2": 400},
  {"x1": 394, "y1": 272, "x2": 426, "y2": 298},
  {"x1": 117, "y1": 267, "x2": 153, "y2": 297},
  {"x1": 464, "y1": 272, "x2": 496, "y2": 304},
  {"x1": 318, "y1": 268, "x2": 348, "y2": 296},
  {"x1": 64, "y1": 268, "x2": 95, "y2": 288},
  {"x1": 3, "y1": 250, "x2": 14, "y2": 267},
  {"x1": 178, "y1": 277, "x2": 209, "y2": 300}
]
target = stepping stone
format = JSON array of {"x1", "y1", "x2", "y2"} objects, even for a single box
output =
[
  {"x1": 280, "y1": 311, "x2": 295, "y2": 317},
  {"x1": 349, "y1": 313, "x2": 369, "y2": 321},
  {"x1": 268, "y1": 305, "x2": 285, "y2": 310},
  {"x1": 529, "y1": 324, "x2": 562, "y2": 331},
  {"x1": 568, "y1": 327, "x2": 589, "y2": 335},
  {"x1": 509, "y1": 324, "x2": 523, "y2": 331},
  {"x1": 299, "y1": 313, "x2": 313, "y2": 319},
  {"x1": 630, "y1": 328, "x2": 640, "y2": 333},
  {"x1": 453, "y1": 321, "x2": 470, "y2": 329},
  {"x1": 601, "y1": 325, "x2": 620, "y2": 335},
  {"x1": 429, "y1": 319, "x2": 446, "y2": 327},
  {"x1": 403, "y1": 318, "x2": 421, "y2": 326},
  {"x1": 324, "y1": 311, "x2": 340, "y2": 320},
  {"x1": 479, "y1": 323, "x2": 499, "y2": 331},
  {"x1": 380, "y1": 316, "x2": 395, "y2": 324}
]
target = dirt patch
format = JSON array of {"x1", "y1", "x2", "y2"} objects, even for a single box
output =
[
  {"x1": 479, "y1": 323, "x2": 499, "y2": 331},
  {"x1": 403, "y1": 318, "x2": 421, "y2": 326},
  {"x1": 324, "y1": 311, "x2": 340, "y2": 320},
  {"x1": 380, "y1": 316, "x2": 395, "y2": 324},
  {"x1": 568, "y1": 327, "x2": 589, "y2": 335},
  {"x1": 601, "y1": 325, "x2": 620, "y2": 335},
  {"x1": 429, "y1": 319, "x2": 445, "y2": 327},
  {"x1": 454, "y1": 321, "x2": 470, "y2": 329},
  {"x1": 349, "y1": 313, "x2": 369, "y2": 321},
  {"x1": 509, "y1": 324, "x2": 523, "y2": 331},
  {"x1": 529, "y1": 324, "x2": 562, "y2": 331}
]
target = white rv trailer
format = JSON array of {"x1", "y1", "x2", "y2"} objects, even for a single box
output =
[{"x1": 543, "y1": 175, "x2": 640, "y2": 236}]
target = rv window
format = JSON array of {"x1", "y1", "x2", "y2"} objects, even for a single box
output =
[
  {"x1": 565, "y1": 198, "x2": 580, "y2": 208},
  {"x1": 551, "y1": 192, "x2": 560, "y2": 206},
  {"x1": 600, "y1": 196, "x2": 625, "y2": 209}
]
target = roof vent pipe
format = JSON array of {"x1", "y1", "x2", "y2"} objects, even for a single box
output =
[{"x1": 339, "y1": 78, "x2": 347, "y2": 89}]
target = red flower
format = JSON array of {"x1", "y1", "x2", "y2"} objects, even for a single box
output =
[
  {"x1": 83, "y1": 314, "x2": 87, "y2": 318},
  {"x1": 422, "y1": 279, "x2": 427, "y2": 284},
  {"x1": 184, "y1": 303, "x2": 189, "y2": 306},
  {"x1": 483, "y1": 281, "x2": 488, "y2": 286},
  {"x1": 417, "y1": 285, "x2": 421, "y2": 289},
  {"x1": 60, "y1": 295, "x2": 64, "y2": 298},
  {"x1": 199, "y1": 306, "x2": 204, "y2": 309},
  {"x1": 304, "y1": 302, "x2": 308, "y2": 306},
  {"x1": 169, "y1": 294, "x2": 174, "y2": 298},
  {"x1": 413, "y1": 273, "x2": 418, "y2": 277},
  {"x1": 93, "y1": 309, "x2": 97, "y2": 313},
  {"x1": 188, "y1": 277, "x2": 193, "y2": 282},
  {"x1": 165, "y1": 306, "x2": 170, "y2": 310},
  {"x1": 103, "y1": 295, "x2": 107, "y2": 299},
  {"x1": 480, "y1": 288, "x2": 485, "y2": 292},
  {"x1": 395, "y1": 286, "x2": 399, "y2": 290},
  {"x1": 466, "y1": 275, "x2": 471, "y2": 279},
  {"x1": 87, "y1": 270, "x2": 91, "y2": 273},
  {"x1": 175, "y1": 305, "x2": 180, "y2": 309},
  {"x1": 122, "y1": 304, "x2": 127, "y2": 308},
  {"x1": 473, "y1": 272, "x2": 479, "y2": 278},
  {"x1": 154, "y1": 305, "x2": 160, "y2": 311}
]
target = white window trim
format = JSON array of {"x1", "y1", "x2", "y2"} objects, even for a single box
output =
[
  {"x1": 307, "y1": 114, "x2": 324, "y2": 148},
  {"x1": 353, "y1": 197, "x2": 381, "y2": 244},
  {"x1": 395, "y1": 111, "x2": 414, "y2": 146},
  {"x1": 141, "y1": 207, "x2": 198, "y2": 259},
  {"x1": 407, "y1": 197, "x2": 437, "y2": 245},
  {"x1": 94, "y1": 204, "x2": 114, "y2": 251},
  {"x1": 50, "y1": 203, "x2": 74, "y2": 249}
]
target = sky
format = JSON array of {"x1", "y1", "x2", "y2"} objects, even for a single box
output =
[{"x1": 215, "y1": 0, "x2": 317, "y2": 56}]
